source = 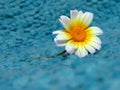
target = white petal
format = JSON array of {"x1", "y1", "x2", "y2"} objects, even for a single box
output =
[
  {"x1": 80, "y1": 12, "x2": 93, "y2": 29},
  {"x1": 76, "y1": 11, "x2": 84, "y2": 20},
  {"x1": 65, "y1": 41, "x2": 77, "y2": 54},
  {"x1": 55, "y1": 33, "x2": 71, "y2": 41},
  {"x1": 86, "y1": 27, "x2": 103, "y2": 35},
  {"x1": 52, "y1": 30, "x2": 64, "y2": 34},
  {"x1": 75, "y1": 45, "x2": 88, "y2": 58},
  {"x1": 70, "y1": 10, "x2": 79, "y2": 19},
  {"x1": 88, "y1": 42, "x2": 101, "y2": 50},
  {"x1": 54, "y1": 32, "x2": 71, "y2": 47},
  {"x1": 84, "y1": 44, "x2": 96, "y2": 54},
  {"x1": 91, "y1": 36, "x2": 102, "y2": 44},
  {"x1": 59, "y1": 15, "x2": 70, "y2": 29},
  {"x1": 54, "y1": 38, "x2": 67, "y2": 46}
]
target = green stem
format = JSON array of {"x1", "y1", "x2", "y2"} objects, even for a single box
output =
[{"x1": 25, "y1": 50, "x2": 67, "y2": 60}]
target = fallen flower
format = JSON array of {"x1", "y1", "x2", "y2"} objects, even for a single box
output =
[{"x1": 53, "y1": 10, "x2": 103, "y2": 58}]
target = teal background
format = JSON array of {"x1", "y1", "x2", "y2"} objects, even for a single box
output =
[{"x1": 0, "y1": 0, "x2": 120, "y2": 90}]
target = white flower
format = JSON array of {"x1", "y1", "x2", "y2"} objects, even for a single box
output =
[{"x1": 53, "y1": 10, "x2": 103, "y2": 58}]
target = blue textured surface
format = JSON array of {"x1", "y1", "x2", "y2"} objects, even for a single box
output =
[{"x1": 0, "y1": 0, "x2": 120, "y2": 90}]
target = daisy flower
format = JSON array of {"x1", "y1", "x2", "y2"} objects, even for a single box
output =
[{"x1": 53, "y1": 10, "x2": 103, "y2": 58}]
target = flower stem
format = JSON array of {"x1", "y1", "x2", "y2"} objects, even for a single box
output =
[{"x1": 25, "y1": 50, "x2": 67, "y2": 60}]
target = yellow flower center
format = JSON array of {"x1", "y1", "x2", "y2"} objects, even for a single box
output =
[{"x1": 69, "y1": 24, "x2": 86, "y2": 42}]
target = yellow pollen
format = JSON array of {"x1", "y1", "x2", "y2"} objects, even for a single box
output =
[{"x1": 69, "y1": 24, "x2": 86, "y2": 42}]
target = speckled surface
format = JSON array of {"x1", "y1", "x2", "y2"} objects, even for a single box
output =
[{"x1": 0, "y1": 0, "x2": 120, "y2": 90}]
